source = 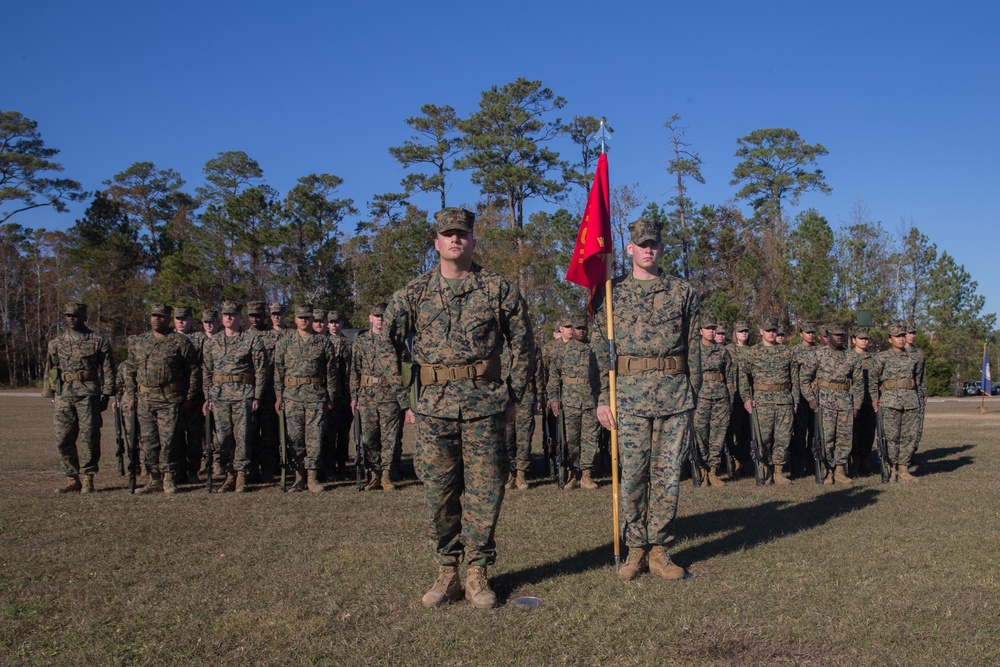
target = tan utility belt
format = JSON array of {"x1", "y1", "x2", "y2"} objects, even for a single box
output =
[
  {"x1": 284, "y1": 376, "x2": 324, "y2": 388},
  {"x1": 755, "y1": 382, "x2": 791, "y2": 392},
  {"x1": 139, "y1": 381, "x2": 185, "y2": 395},
  {"x1": 883, "y1": 379, "x2": 916, "y2": 390},
  {"x1": 360, "y1": 374, "x2": 390, "y2": 387},
  {"x1": 817, "y1": 379, "x2": 851, "y2": 391},
  {"x1": 419, "y1": 357, "x2": 501, "y2": 385},
  {"x1": 213, "y1": 373, "x2": 255, "y2": 384},
  {"x1": 618, "y1": 354, "x2": 687, "y2": 376},
  {"x1": 561, "y1": 376, "x2": 589, "y2": 386},
  {"x1": 703, "y1": 372, "x2": 725, "y2": 382},
  {"x1": 62, "y1": 369, "x2": 99, "y2": 382}
]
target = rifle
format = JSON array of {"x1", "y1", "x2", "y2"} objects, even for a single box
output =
[
  {"x1": 353, "y1": 407, "x2": 364, "y2": 492},
  {"x1": 812, "y1": 405, "x2": 827, "y2": 484},
  {"x1": 874, "y1": 408, "x2": 891, "y2": 483},
  {"x1": 204, "y1": 405, "x2": 214, "y2": 493},
  {"x1": 114, "y1": 399, "x2": 125, "y2": 477},
  {"x1": 127, "y1": 401, "x2": 140, "y2": 494},
  {"x1": 688, "y1": 424, "x2": 703, "y2": 488},
  {"x1": 747, "y1": 388, "x2": 767, "y2": 486},
  {"x1": 541, "y1": 404, "x2": 555, "y2": 479},
  {"x1": 279, "y1": 405, "x2": 289, "y2": 492},
  {"x1": 556, "y1": 390, "x2": 567, "y2": 489}
]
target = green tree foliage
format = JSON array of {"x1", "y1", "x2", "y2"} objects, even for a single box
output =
[
  {"x1": 388, "y1": 104, "x2": 461, "y2": 210},
  {"x1": 832, "y1": 204, "x2": 896, "y2": 322},
  {"x1": 0, "y1": 110, "x2": 86, "y2": 224},
  {"x1": 786, "y1": 209, "x2": 835, "y2": 323},
  {"x1": 687, "y1": 203, "x2": 755, "y2": 324},
  {"x1": 457, "y1": 78, "x2": 567, "y2": 228},
  {"x1": 897, "y1": 224, "x2": 937, "y2": 324},
  {"x1": 563, "y1": 115, "x2": 610, "y2": 191}
]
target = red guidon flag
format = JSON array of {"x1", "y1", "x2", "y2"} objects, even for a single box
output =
[{"x1": 565, "y1": 152, "x2": 611, "y2": 312}]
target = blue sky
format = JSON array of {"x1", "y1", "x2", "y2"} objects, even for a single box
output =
[{"x1": 6, "y1": 1, "x2": 999, "y2": 318}]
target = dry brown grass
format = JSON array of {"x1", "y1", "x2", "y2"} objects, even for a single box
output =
[{"x1": 1, "y1": 396, "x2": 998, "y2": 666}]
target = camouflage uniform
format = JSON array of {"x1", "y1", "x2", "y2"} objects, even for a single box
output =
[
  {"x1": 800, "y1": 338, "x2": 864, "y2": 469},
  {"x1": 791, "y1": 329, "x2": 819, "y2": 475},
  {"x1": 591, "y1": 222, "x2": 701, "y2": 555},
  {"x1": 541, "y1": 335, "x2": 566, "y2": 473},
  {"x1": 739, "y1": 326, "x2": 799, "y2": 470},
  {"x1": 124, "y1": 305, "x2": 201, "y2": 476},
  {"x1": 321, "y1": 312, "x2": 353, "y2": 475},
  {"x1": 203, "y1": 303, "x2": 267, "y2": 474},
  {"x1": 693, "y1": 332, "x2": 737, "y2": 473},
  {"x1": 273, "y1": 306, "x2": 338, "y2": 470},
  {"x1": 727, "y1": 332, "x2": 753, "y2": 473},
  {"x1": 906, "y1": 328, "x2": 928, "y2": 456},
  {"x1": 380, "y1": 209, "x2": 534, "y2": 569},
  {"x1": 42, "y1": 303, "x2": 116, "y2": 478},
  {"x1": 502, "y1": 342, "x2": 543, "y2": 476},
  {"x1": 351, "y1": 321, "x2": 401, "y2": 473},
  {"x1": 187, "y1": 312, "x2": 216, "y2": 470},
  {"x1": 247, "y1": 301, "x2": 279, "y2": 480},
  {"x1": 851, "y1": 330, "x2": 878, "y2": 472},
  {"x1": 173, "y1": 306, "x2": 206, "y2": 480},
  {"x1": 875, "y1": 330, "x2": 924, "y2": 468},
  {"x1": 549, "y1": 325, "x2": 601, "y2": 475}
]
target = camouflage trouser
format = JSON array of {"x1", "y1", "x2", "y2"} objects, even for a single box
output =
[
  {"x1": 323, "y1": 401, "x2": 353, "y2": 469},
  {"x1": 137, "y1": 396, "x2": 181, "y2": 475},
  {"x1": 880, "y1": 406, "x2": 920, "y2": 466},
  {"x1": 563, "y1": 405, "x2": 600, "y2": 471},
  {"x1": 177, "y1": 398, "x2": 204, "y2": 476},
  {"x1": 504, "y1": 401, "x2": 536, "y2": 472},
  {"x1": 791, "y1": 397, "x2": 814, "y2": 472},
  {"x1": 53, "y1": 394, "x2": 103, "y2": 476},
  {"x1": 283, "y1": 400, "x2": 326, "y2": 469},
  {"x1": 415, "y1": 412, "x2": 507, "y2": 567},
  {"x1": 212, "y1": 399, "x2": 255, "y2": 473},
  {"x1": 752, "y1": 402, "x2": 793, "y2": 466},
  {"x1": 359, "y1": 401, "x2": 402, "y2": 471},
  {"x1": 913, "y1": 402, "x2": 925, "y2": 454},
  {"x1": 252, "y1": 391, "x2": 279, "y2": 474},
  {"x1": 818, "y1": 406, "x2": 854, "y2": 467},
  {"x1": 694, "y1": 396, "x2": 730, "y2": 470},
  {"x1": 852, "y1": 402, "x2": 876, "y2": 463},
  {"x1": 618, "y1": 410, "x2": 689, "y2": 550},
  {"x1": 729, "y1": 392, "x2": 752, "y2": 470}
]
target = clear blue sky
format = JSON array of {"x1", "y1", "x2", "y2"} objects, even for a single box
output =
[{"x1": 6, "y1": 1, "x2": 999, "y2": 318}]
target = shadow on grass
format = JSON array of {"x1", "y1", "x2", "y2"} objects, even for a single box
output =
[
  {"x1": 673, "y1": 486, "x2": 882, "y2": 566},
  {"x1": 915, "y1": 443, "x2": 975, "y2": 477},
  {"x1": 492, "y1": 542, "x2": 612, "y2": 601}
]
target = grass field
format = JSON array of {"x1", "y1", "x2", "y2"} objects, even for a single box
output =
[{"x1": 1, "y1": 396, "x2": 998, "y2": 666}]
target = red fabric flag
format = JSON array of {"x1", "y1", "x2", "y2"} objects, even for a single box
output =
[{"x1": 565, "y1": 152, "x2": 611, "y2": 312}]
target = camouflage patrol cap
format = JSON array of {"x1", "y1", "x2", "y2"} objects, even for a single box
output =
[
  {"x1": 715, "y1": 324, "x2": 727, "y2": 334},
  {"x1": 905, "y1": 322, "x2": 917, "y2": 333},
  {"x1": 294, "y1": 304, "x2": 314, "y2": 318},
  {"x1": 734, "y1": 321, "x2": 750, "y2": 332},
  {"x1": 149, "y1": 303, "x2": 172, "y2": 317},
  {"x1": 269, "y1": 302, "x2": 285, "y2": 315},
  {"x1": 776, "y1": 325, "x2": 787, "y2": 336},
  {"x1": 246, "y1": 300, "x2": 266, "y2": 316},
  {"x1": 826, "y1": 322, "x2": 847, "y2": 335},
  {"x1": 759, "y1": 318, "x2": 779, "y2": 332},
  {"x1": 201, "y1": 309, "x2": 219, "y2": 322},
  {"x1": 889, "y1": 322, "x2": 908, "y2": 336},
  {"x1": 370, "y1": 302, "x2": 387, "y2": 317},
  {"x1": 700, "y1": 318, "x2": 718, "y2": 330},
  {"x1": 570, "y1": 314, "x2": 588, "y2": 329},
  {"x1": 435, "y1": 207, "x2": 475, "y2": 234},
  {"x1": 853, "y1": 327, "x2": 870, "y2": 340},
  {"x1": 64, "y1": 301, "x2": 87, "y2": 316},
  {"x1": 220, "y1": 301, "x2": 242, "y2": 316},
  {"x1": 174, "y1": 306, "x2": 193, "y2": 319},
  {"x1": 799, "y1": 321, "x2": 816, "y2": 334},
  {"x1": 328, "y1": 310, "x2": 344, "y2": 323},
  {"x1": 312, "y1": 308, "x2": 327, "y2": 321},
  {"x1": 629, "y1": 217, "x2": 662, "y2": 245}
]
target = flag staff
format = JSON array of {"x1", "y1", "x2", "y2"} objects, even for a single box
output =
[{"x1": 599, "y1": 118, "x2": 622, "y2": 573}]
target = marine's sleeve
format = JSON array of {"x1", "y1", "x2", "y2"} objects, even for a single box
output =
[
  {"x1": 42, "y1": 339, "x2": 58, "y2": 398},
  {"x1": 100, "y1": 335, "x2": 116, "y2": 397},
  {"x1": 183, "y1": 337, "x2": 202, "y2": 402},
  {"x1": 535, "y1": 342, "x2": 547, "y2": 403},
  {"x1": 500, "y1": 284, "x2": 534, "y2": 405},
  {"x1": 349, "y1": 334, "x2": 362, "y2": 395},
  {"x1": 273, "y1": 337, "x2": 286, "y2": 401},
  {"x1": 917, "y1": 352, "x2": 928, "y2": 402},
  {"x1": 790, "y1": 349, "x2": 801, "y2": 406},
  {"x1": 326, "y1": 337, "x2": 339, "y2": 404},
  {"x1": 725, "y1": 347, "x2": 738, "y2": 398},
  {"x1": 738, "y1": 348, "x2": 754, "y2": 399},
  {"x1": 800, "y1": 353, "x2": 819, "y2": 403},
  {"x1": 202, "y1": 340, "x2": 215, "y2": 397},
  {"x1": 685, "y1": 285, "x2": 702, "y2": 398},
  {"x1": 251, "y1": 336, "x2": 266, "y2": 401},
  {"x1": 380, "y1": 289, "x2": 413, "y2": 411},
  {"x1": 593, "y1": 300, "x2": 611, "y2": 407},
  {"x1": 125, "y1": 337, "x2": 139, "y2": 403},
  {"x1": 550, "y1": 345, "x2": 563, "y2": 403}
]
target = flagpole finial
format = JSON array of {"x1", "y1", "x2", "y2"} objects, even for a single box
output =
[{"x1": 600, "y1": 117, "x2": 607, "y2": 155}]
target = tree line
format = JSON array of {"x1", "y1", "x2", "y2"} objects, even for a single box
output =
[{"x1": 1, "y1": 79, "x2": 995, "y2": 394}]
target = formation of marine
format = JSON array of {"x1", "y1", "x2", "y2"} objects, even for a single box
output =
[{"x1": 43, "y1": 209, "x2": 931, "y2": 606}]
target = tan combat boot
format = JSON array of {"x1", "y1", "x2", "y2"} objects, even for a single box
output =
[
  {"x1": 563, "y1": 470, "x2": 580, "y2": 490},
  {"x1": 137, "y1": 472, "x2": 164, "y2": 495},
  {"x1": 362, "y1": 470, "x2": 381, "y2": 491},
  {"x1": 288, "y1": 466, "x2": 307, "y2": 492},
  {"x1": 56, "y1": 475, "x2": 82, "y2": 494},
  {"x1": 822, "y1": 468, "x2": 834, "y2": 485},
  {"x1": 707, "y1": 468, "x2": 727, "y2": 487},
  {"x1": 772, "y1": 468, "x2": 792, "y2": 485},
  {"x1": 833, "y1": 465, "x2": 853, "y2": 485},
  {"x1": 307, "y1": 470, "x2": 323, "y2": 493},
  {"x1": 648, "y1": 545, "x2": 687, "y2": 580},
  {"x1": 80, "y1": 474, "x2": 95, "y2": 494},
  {"x1": 234, "y1": 471, "x2": 247, "y2": 493},
  {"x1": 896, "y1": 465, "x2": 918, "y2": 483},
  {"x1": 504, "y1": 471, "x2": 516, "y2": 490},
  {"x1": 514, "y1": 470, "x2": 529, "y2": 490},
  {"x1": 380, "y1": 469, "x2": 396, "y2": 491},
  {"x1": 163, "y1": 472, "x2": 177, "y2": 495},
  {"x1": 421, "y1": 565, "x2": 463, "y2": 607},
  {"x1": 618, "y1": 547, "x2": 648, "y2": 581},
  {"x1": 218, "y1": 472, "x2": 236, "y2": 493},
  {"x1": 889, "y1": 464, "x2": 899, "y2": 483},
  {"x1": 580, "y1": 469, "x2": 598, "y2": 490},
  {"x1": 465, "y1": 565, "x2": 497, "y2": 609}
]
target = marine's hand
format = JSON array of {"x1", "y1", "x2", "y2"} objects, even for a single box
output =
[
  {"x1": 597, "y1": 405, "x2": 616, "y2": 430},
  {"x1": 251, "y1": 399, "x2": 259, "y2": 412},
  {"x1": 808, "y1": 399, "x2": 818, "y2": 412},
  {"x1": 872, "y1": 399, "x2": 879, "y2": 413},
  {"x1": 549, "y1": 400, "x2": 559, "y2": 416},
  {"x1": 744, "y1": 400, "x2": 754, "y2": 413},
  {"x1": 350, "y1": 399, "x2": 357, "y2": 415},
  {"x1": 404, "y1": 408, "x2": 416, "y2": 425}
]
